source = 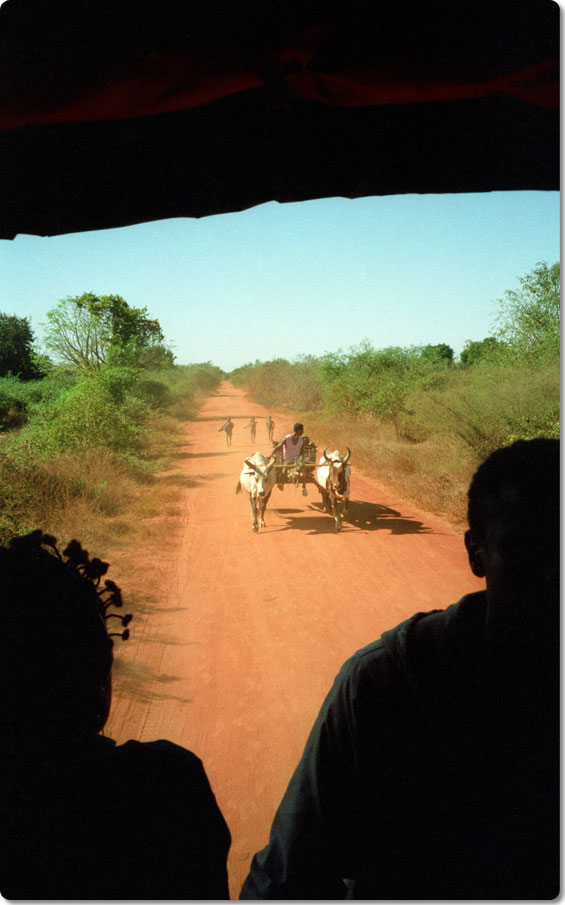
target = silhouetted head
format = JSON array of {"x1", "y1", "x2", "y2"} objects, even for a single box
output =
[
  {"x1": 293, "y1": 423, "x2": 304, "y2": 435},
  {"x1": 1, "y1": 531, "x2": 131, "y2": 751},
  {"x1": 465, "y1": 438, "x2": 559, "y2": 641}
]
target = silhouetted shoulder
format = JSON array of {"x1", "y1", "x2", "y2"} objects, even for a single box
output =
[
  {"x1": 4, "y1": 736, "x2": 231, "y2": 900},
  {"x1": 114, "y1": 736, "x2": 210, "y2": 774},
  {"x1": 337, "y1": 591, "x2": 488, "y2": 707}
]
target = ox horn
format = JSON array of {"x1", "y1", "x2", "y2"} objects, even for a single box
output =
[
  {"x1": 343, "y1": 447, "x2": 351, "y2": 464},
  {"x1": 244, "y1": 459, "x2": 261, "y2": 474},
  {"x1": 322, "y1": 446, "x2": 331, "y2": 463}
]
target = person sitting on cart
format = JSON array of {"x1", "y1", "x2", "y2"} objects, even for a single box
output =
[{"x1": 270, "y1": 423, "x2": 308, "y2": 495}]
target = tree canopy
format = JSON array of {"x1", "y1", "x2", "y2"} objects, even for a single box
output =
[
  {"x1": 459, "y1": 336, "x2": 504, "y2": 368},
  {"x1": 495, "y1": 261, "x2": 559, "y2": 364},
  {"x1": 419, "y1": 343, "x2": 454, "y2": 366},
  {"x1": 0, "y1": 313, "x2": 43, "y2": 379},
  {"x1": 43, "y1": 293, "x2": 167, "y2": 370}
]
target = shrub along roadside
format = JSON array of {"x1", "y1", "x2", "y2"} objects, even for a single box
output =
[
  {"x1": 265, "y1": 406, "x2": 477, "y2": 528},
  {"x1": 0, "y1": 361, "x2": 223, "y2": 544},
  {"x1": 233, "y1": 354, "x2": 558, "y2": 527},
  {"x1": 231, "y1": 263, "x2": 559, "y2": 525}
]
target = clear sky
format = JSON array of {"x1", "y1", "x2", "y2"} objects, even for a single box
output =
[{"x1": 0, "y1": 190, "x2": 559, "y2": 371}]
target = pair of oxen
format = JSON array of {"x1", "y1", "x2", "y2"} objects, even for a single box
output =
[{"x1": 236, "y1": 448, "x2": 351, "y2": 533}]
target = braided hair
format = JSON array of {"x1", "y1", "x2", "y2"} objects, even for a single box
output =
[{"x1": 1, "y1": 530, "x2": 132, "y2": 748}]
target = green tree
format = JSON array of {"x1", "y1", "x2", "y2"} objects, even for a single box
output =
[
  {"x1": 419, "y1": 343, "x2": 454, "y2": 367},
  {"x1": 0, "y1": 313, "x2": 43, "y2": 379},
  {"x1": 459, "y1": 336, "x2": 504, "y2": 367},
  {"x1": 43, "y1": 293, "x2": 166, "y2": 371},
  {"x1": 320, "y1": 342, "x2": 422, "y2": 430},
  {"x1": 495, "y1": 261, "x2": 560, "y2": 363}
]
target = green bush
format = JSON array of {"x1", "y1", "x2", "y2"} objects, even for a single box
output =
[
  {"x1": 231, "y1": 357, "x2": 322, "y2": 409},
  {"x1": 134, "y1": 378, "x2": 173, "y2": 410},
  {"x1": 404, "y1": 362, "x2": 559, "y2": 459},
  {"x1": 231, "y1": 333, "x2": 559, "y2": 467},
  {"x1": 0, "y1": 358, "x2": 224, "y2": 541},
  {"x1": 0, "y1": 371, "x2": 79, "y2": 430},
  {"x1": 0, "y1": 377, "x2": 29, "y2": 430},
  {"x1": 141, "y1": 362, "x2": 224, "y2": 418},
  {"x1": 23, "y1": 373, "x2": 141, "y2": 455},
  {"x1": 319, "y1": 344, "x2": 433, "y2": 432}
]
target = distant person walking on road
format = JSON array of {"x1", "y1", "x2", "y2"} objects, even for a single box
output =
[
  {"x1": 218, "y1": 417, "x2": 234, "y2": 446},
  {"x1": 266, "y1": 416, "x2": 275, "y2": 442},
  {"x1": 243, "y1": 417, "x2": 257, "y2": 444}
]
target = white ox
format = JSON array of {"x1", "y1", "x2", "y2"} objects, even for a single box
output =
[
  {"x1": 316, "y1": 447, "x2": 351, "y2": 532},
  {"x1": 236, "y1": 452, "x2": 277, "y2": 532}
]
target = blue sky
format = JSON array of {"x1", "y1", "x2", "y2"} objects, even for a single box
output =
[{"x1": 0, "y1": 190, "x2": 559, "y2": 371}]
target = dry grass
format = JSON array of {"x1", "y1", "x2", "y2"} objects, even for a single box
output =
[
  {"x1": 0, "y1": 412, "x2": 191, "y2": 592},
  {"x1": 0, "y1": 448, "x2": 132, "y2": 542},
  {"x1": 281, "y1": 409, "x2": 476, "y2": 529},
  {"x1": 0, "y1": 367, "x2": 224, "y2": 634}
]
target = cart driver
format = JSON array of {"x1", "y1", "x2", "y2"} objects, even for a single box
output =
[{"x1": 269, "y1": 423, "x2": 308, "y2": 495}]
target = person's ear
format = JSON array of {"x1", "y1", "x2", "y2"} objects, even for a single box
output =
[
  {"x1": 465, "y1": 529, "x2": 486, "y2": 578},
  {"x1": 91, "y1": 672, "x2": 112, "y2": 733}
]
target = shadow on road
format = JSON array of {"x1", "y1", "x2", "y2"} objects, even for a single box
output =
[
  {"x1": 138, "y1": 632, "x2": 200, "y2": 648},
  {"x1": 156, "y1": 469, "x2": 230, "y2": 488},
  {"x1": 346, "y1": 499, "x2": 431, "y2": 534},
  {"x1": 275, "y1": 499, "x2": 431, "y2": 535},
  {"x1": 111, "y1": 660, "x2": 192, "y2": 705},
  {"x1": 207, "y1": 393, "x2": 241, "y2": 399},
  {"x1": 192, "y1": 472, "x2": 230, "y2": 482},
  {"x1": 195, "y1": 410, "x2": 247, "y2": 420},
  {"x1": 277, "y1": 512, "x2": 339, "y2": 534},
  {"x1": 156, "y1": 474, "x2": 201, "y2": 488},
  {"x1": 138, "y1": 604, "x2": 190, "y2": 616},
  {"x1": 175, "y1": 450, "x2": 233, "y2": 459}
]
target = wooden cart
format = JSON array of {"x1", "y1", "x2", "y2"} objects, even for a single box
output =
[{"x1": 271, "y1": 438, "x2": 320, "y2": 487}]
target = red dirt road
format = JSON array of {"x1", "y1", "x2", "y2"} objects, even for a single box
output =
[{"x1": 106, "y1": 382, "x2": 484, "y2": 898}]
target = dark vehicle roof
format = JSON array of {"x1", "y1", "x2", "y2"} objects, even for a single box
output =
[{"x1": 0, "y1": 0, "x2": 558, "y2": 239}]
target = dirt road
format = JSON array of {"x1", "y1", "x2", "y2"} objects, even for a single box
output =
[{"x1": 106, "y1": 382, "x2": 484, "y2": 898}]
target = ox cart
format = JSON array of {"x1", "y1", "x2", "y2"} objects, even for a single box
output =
[
  {"x1": 237, "y1": 441, "x2": 351, "y2": 533},
  {"x1": 270, "y1": 438, "x2": 319, "y2": 489},
  {"x1": 272, "y1": 439, "x2": 351, "y2": 531}
]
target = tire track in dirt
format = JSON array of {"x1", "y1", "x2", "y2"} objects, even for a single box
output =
[{"x1": 106, "y1": 381, "x2": 484, "y2": 897}]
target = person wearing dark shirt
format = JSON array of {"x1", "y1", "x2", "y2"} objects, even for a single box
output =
[
  {"x1": 1, "y1": 531, "x2": 230, "y2": 899},
  {"x1": 241, "y1": 438, "x2": 559, "y2": 899},
  {"x1": 218, "y1": 416, "x2": 234, "y2": 445}
]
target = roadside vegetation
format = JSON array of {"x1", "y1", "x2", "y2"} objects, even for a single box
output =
[
  {"x1": 230, "y1": 262, "x2": 559, "y2": 525},
  {"x1": 1, "y1": 262, "x2": 558, "y2": 542},
  {"x1": 0, "y1": 292, "x2": 223, "y2": 546}
]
